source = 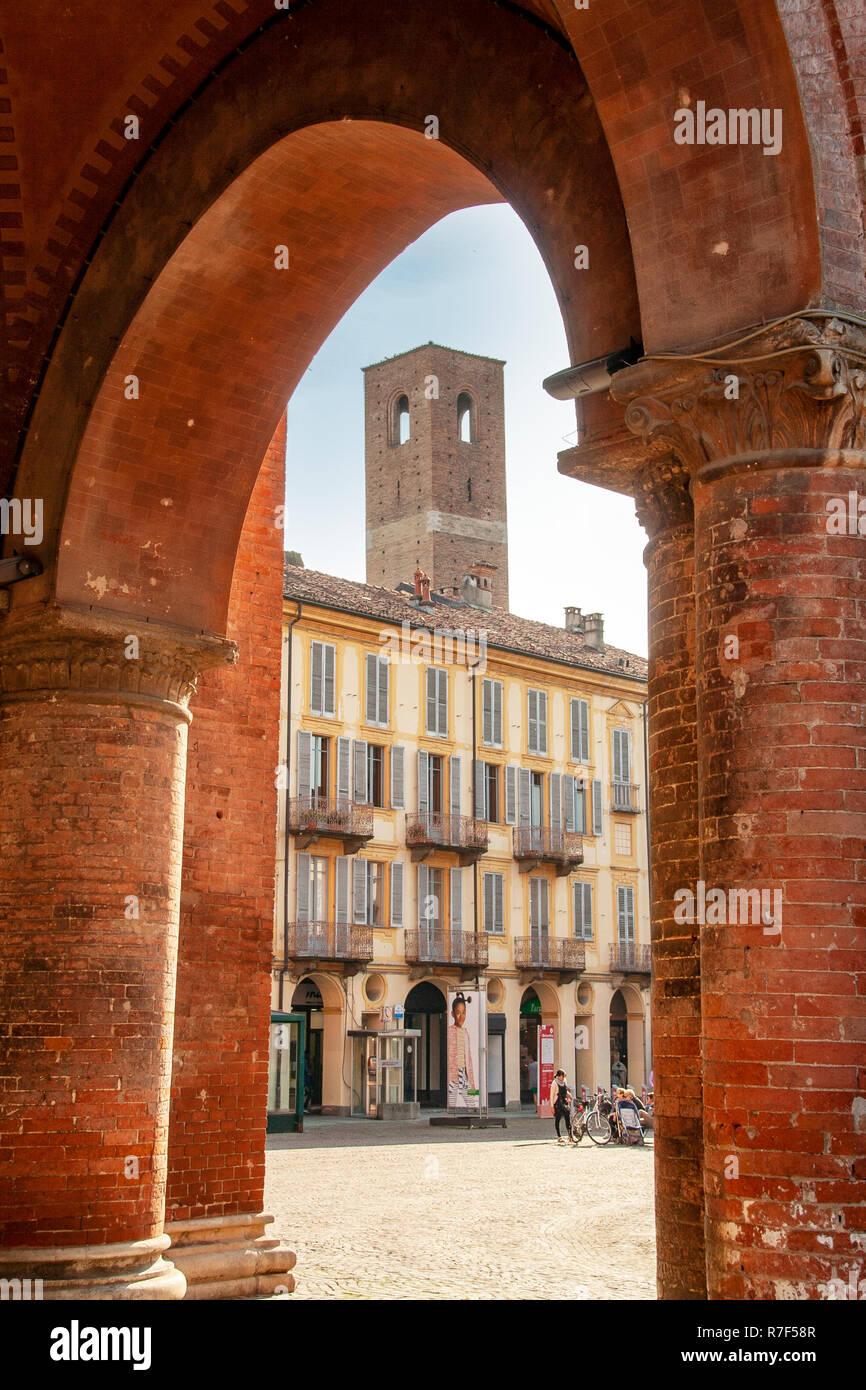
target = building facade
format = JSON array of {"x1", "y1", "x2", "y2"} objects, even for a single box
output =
[{"x1": 272, "y1": 562, "x2": 650, "y2": 1117}]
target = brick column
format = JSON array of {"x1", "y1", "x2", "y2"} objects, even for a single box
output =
[
  {"x1": 619, "y1": 313, "x2": 866, "y2": 1300},
  {"x1": 636, "y1": 458, "x2": 705, "y2": 1298},
  {"x1": 0, "y1": 607, "x2": 235, "y2": 1298}
]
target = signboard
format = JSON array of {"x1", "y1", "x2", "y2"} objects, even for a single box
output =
[
  {"x1": 446, "y1": 989, "x2": 483, "y2": 1111},
  {"x1": 536, "y1": 1023, "x2": 555, "y2": 1118},
  {"x1": 394, "y1": 1004, "x2": 405, "y2": 1028}
]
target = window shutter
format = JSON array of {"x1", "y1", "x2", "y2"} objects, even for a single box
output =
[
  {"x1": 296, "y1": 730, "x2": 312, "y2": 798},
  {"x1": 494, "y1": 873, "x2": 504, "y2": 934},
  {"x1": 549, "y1": 772, "x2": 562, "y2": 831},
  {"x1": 425, "y1": 668, "x2": 437, "y2": 735},
  {"x1": 336, "y1": 857, "x2": 350, "y2": 924},
  {"x1": 529, "y1": 876, "x2": 538, "y2": 930},
  {"x1": 390, "y1": 862, "x2": 404, "y2": 927},
  {"x1": 493, "y1": 682, "x2": 503, "y2": 747},
  {"x1": 449, "y1": 755, "x2": 461, "y2": 817},
  {"x1": 504, "y1": 765, "x2": 517, "y2": 825},
  {"x1": 437, "y1": 669, "x2": 448, "y2": 737},
  {"x1": 365, "y1": 655, "x2": 377, "y2": 724},
  {"x1": 563, "y1": 774, "x2": 575, "y2": 832},
  {"x1": 310, "y1": 642, "x2": 323, "y2": 715},
  {"x1": 617, "y1": 885, "x2": 635, "y2": 943},
  {"x1": 528, "y1": 689, "x2": 538, "y2": 753},
  {"x1": 390, "y1": 745, "x2": 405, "y2": 809},
  {"x1": 571, "y1": 698, "x2": 589, "y2": 762},
  {"x1": 337, "y1": 736, "x2": 351, "y2": 801},
  {"x1": 353, "y1": 859, "x2": 368, "y2": 924},
  {"x1": 538, "y1": 691, "x2": 548, "y2": 755},
  {"x1": 574, "y1": 779, "x2": 587, "y2": 834},
  {"x1": 483, "y1": 873, "x2": 493, "y2": 933},
  {"x1": 353, "y1": 740, "x2": 368, "y2": 803},
  {"x1": 518, "y1": 767, "x2": 531, "y2": 826},
  {"x1": 296, "y1": 853, "x2": 311, "y2": 922},
  {"x1": 540, "y1": 877, "x2": 549, "y2": 929},
  {"x1": 417, "y1": 863, "x2": 429, "y2": 928},
  {"x1": 323, "y1": 644, "x2": 336, "y2": 717},
  {"x1": 613, "y1": 729, "x2": 631, "y2": 783},
  {"x1": 450, "y1": 867, "x2": 462, "y2": 929},
  {"x1": 592, "y1": 778, "x2": 603, "y2": 835},
  {"x1": 482, "y1": 679, "x2": 493, "y2": 745},
  {"x1": 574, "y1": 881, "x2": 592, "y2": 939},
  {"x1": 417, "y1": 750, "x2": 429, "y2": 814},
  {"x1": 474, "y1": 759, "x2": 486, "y2": 820},
  {"x1": 377, "y1": 656, "x2": 388, "y2": 726}
]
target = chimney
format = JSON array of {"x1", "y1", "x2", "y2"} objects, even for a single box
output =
[
  {"x1": 583, "y1": 613, "x2": 605, "y2": 651},
  {"x1": 420, "y1": 572, "x2": 431, "y2": 602},
  {"x1": 462, "y1": 561, "x2": 496, "y2": 611},
  {"x1": 413, "y1": 565, "x2": 424, "y2": 598},
  {"x1": 564, "y1": 606, "x2": 584, "y2": 634}
]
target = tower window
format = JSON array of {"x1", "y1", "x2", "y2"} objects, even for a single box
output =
[
  {"x1": 467, "y1": 478, "x2": 472, "y2": 501},
  {"x1": 457, "y1": 392, "x2": 475, "y2": 443},
  {"x1": 393, "y1": 394, "x2": 410, "y2": 445}
]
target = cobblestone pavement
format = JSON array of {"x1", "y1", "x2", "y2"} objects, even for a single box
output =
[{"x1": 265, "y1": 1114, "x2": 656, "y2": 1300}]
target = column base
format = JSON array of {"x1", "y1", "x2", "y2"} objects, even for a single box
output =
[
  {"x1": 165, "y1": 1212, "x2": 296, "y2": 1300},
  {"x1": 0, "y1": 1234, "x2": 186, "y2": 1300}
]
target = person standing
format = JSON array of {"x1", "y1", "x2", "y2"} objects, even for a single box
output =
[{"x1": 549, "y1": 1069, "x2": 574, "y2": 1145}]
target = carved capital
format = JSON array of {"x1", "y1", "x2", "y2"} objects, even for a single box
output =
[
  {"x1": 613, "y1": 313, "x2": 866, "y2": 478},
  {"x1": 635, "y1": 455, "x2": 694, "y2": 541},
  {"x1": 0, "y1": 606, "x2": 237, "y2": 719}
]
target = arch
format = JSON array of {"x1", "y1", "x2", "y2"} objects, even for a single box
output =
[
  {"x1": 393, "y1": 393, "x2": 411, "y2": 446},
  {"x1": 456, "y1": 391, "x2": 475, "y2": 443},
  {"x1": 291, "y1": 972, "x2": 345, "y2": 1112}
]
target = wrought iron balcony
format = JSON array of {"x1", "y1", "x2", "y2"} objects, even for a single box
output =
[
  {"x1": 609, "y1": 942, "x2": 651, "y2": 975},
  {"x1": 287, "y1": 796, "x2": 374, "y2": 851},
  {"x1": 285, "y1": 921, "x2": 374, "y2": 966},
  {"x1": 512, "y1": 826, "x2": 583, "y2": 876},
  {"x1": 513, "y1": 936, "x2": 585, "y2": 980},
  {"x1": 611, "y1": 782, "x2": 641, "y2": 814},
  {"x1": 404, "y1": 927, "x2": 489, "y2": 970},
  {"x1": 405, "y1": 812, "x2": 489, "y2": 864}
]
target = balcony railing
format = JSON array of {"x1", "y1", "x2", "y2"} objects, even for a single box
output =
[
  {"x1": 286, "y1": 921, "x2": 374, "y2": 964},
  {"x1": 512, "y1": 826, "x2": 583, "y2": 874},
  {"x1": 611, "y1": 782, "x2": 641, "y2": 814},
  {"x1": 404, "y1": 927, "x2": 489, "y2": 969},
  {"x1": 287, "y1": 796, "x2": 374, "y2": 847},
  {"x1": 405, "y1": 813, "x2": 488, "y2": 862},
  {"x1": 610, "y1": 942, "x2": 651, "y2": 974},
  {"x1": 513, "y1": 936, "x2": 585, "y2": 975}
]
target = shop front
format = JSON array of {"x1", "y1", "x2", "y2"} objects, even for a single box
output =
[{"x1": 267, "y1": 1011, "x2": 305, "y2": 1133}]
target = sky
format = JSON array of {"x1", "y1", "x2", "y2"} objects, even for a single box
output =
[{"x1": 284, "y1": 203, "x2": 648, "y2": 658}]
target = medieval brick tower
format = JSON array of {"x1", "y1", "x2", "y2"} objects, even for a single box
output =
[{"x1": 363, "y1": 343, "x2": 509, "y2": 608}]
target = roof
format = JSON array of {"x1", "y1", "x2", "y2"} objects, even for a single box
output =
[
  {"x1": 282, "y1": 561, "x2": 647, "y2": 683},
  {"x1": 362, "y1": 342, "x2": 506, "y2": 371}
]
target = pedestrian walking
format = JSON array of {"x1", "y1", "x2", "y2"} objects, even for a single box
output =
[{"x1": 549, "y1": 1069, "x2": 574, "y2": 1145}]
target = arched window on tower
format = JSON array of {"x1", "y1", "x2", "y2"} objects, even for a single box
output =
[
  {"x1": 393, "y1": 394, "x2": 410, "y2": 445},
  {"x1": 457, "y1": 392, "x2": 474, "y2": 443}
]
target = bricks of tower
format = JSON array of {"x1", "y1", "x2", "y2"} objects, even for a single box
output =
[{"x1": 363, "y1": 344, "x2": 509, "y2": 609}]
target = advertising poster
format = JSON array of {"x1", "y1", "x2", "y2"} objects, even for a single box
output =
[
  {"x1": 446, "y1": 989, "x2": 482, "y2": 1110},
  {"x1": 537, "y1": 1022, "x2": 555, "y2": 1117}
]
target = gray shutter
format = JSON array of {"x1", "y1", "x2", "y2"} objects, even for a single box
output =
[
  {"x1": 592, "y1": 778, "x2": 603, "y2": 835},
  {"x1": 574, "y1": 779, "x2": 587, "y2": 834},
  {"x1": 571, "y1": 698, "x2": 589, "y2": 762},
  {"x1": 437, "y1": 669, "x2": 448, "y2": 737},
  {"x1": 417, "y1": 750, "x2": 429, "y2": 814},
  {"x1": 425, "y1": 668, "x2": 437, "y2": 734},
  {"x1": 297, "y1": 730, "x2": 312, "y2": 798},
  {"x1": 528, "y1": 690, "x2": 538, "y2": 753},
  {"x1": 353, "y1": 740, "x2": 368, "y2": 803},
  {"x1": 296, "y1": 852, "x2": 311, "y2": 922},
  {"x1": 483, "y1": 873, "x2": 493, "y2": 933},
  {"x1": 582, "y1": 882, "x2": 593, "y2": 939},
  {"x1": 378, "y1": 657, "x2": 389, "y2": 726},
  {"x1": 493, "y1": 682, "x2": 503, "y2": 746},
  {"x1": 518, "y1": 767, "x2": 531, "y2": 826},
  {"x1": 310, "y1": 642, "x2": 323, "y2": 715},
  {"x1": 390, "y1": 745, "x2": 405, "y2": 809},
  {"x1": 540, "y1": 877, "x2": 549, "y2": 929},
  {"x1": 390, "y1": 862, "x2": 404, "y2": 927},
  {"x1": 549, "y1": 772, "x2": 562, "y2": 830},
  {"x1": 337, "y1": 736, "x2": 351, "y2": 801},
  {"x1": 474, "y1": 759, "x2": 486, "y2": 820},
  {"x1": 336, "y1": 857, "x2": 350, "y2": 924},
  {"x1": 482, "y1": 679, "x2": 493, "y2": 745},
  {"x1": 449, "y1": 755, "x2": 461, "y2": 817},
  {"x1": 618, "y1": 885, "x2": 635, "y2": 943},
  {"x1": 538, "y1": 691, "x2": 548, "y2": 755},
  {"x1": 494, "y1": 873, "x2": 504, "y2": 933},
  {"x1": 417, "y1": 863, "x2": 429, "y2": 928},
  {"x1": 563, "y1": 774, "x2": 575, "y2": 832},
  {"x1": 353, "y1": 859, "x2": 368, "y2": 924},
  {"x1": 450, "y1": 867, "x2": 462, "y2": 929},
  {"x1": 505, "y1": 765, "x2": 517, "y2": 825},
  {"x1": 365, "y1": 654, "x2": 377, "y2": 724},
  {"x1": 323, "y1": 644, "x2": 336, "y2": 716},
  {"x1": 613, "y1": 729, "x2": 631, "y2": 783},
  {"x1": 529, "y1": 876, "x2": 538, "y2": 930}
]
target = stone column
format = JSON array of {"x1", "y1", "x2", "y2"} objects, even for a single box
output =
[
  {"x1": 617, "y1": 313, "x2": 866, "y2": 1300},
  {"x1": 0, "y1": 606, "x2": 234, "y2": 1298},
  {"x1": 634, "y1": 459, "x2": 705, "y2": 1299}
]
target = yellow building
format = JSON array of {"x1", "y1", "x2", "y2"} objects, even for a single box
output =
[{"x1": 272, "y1": 562, "x2": 650, "y2": 1118}]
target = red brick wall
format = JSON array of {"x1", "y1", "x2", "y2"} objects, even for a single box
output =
[{"x1": 166, "y1": 414, "x2": 285, "y2": 1223}]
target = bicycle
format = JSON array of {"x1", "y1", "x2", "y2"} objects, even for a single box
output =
[{"x1": 571, "y1": 1088, "x2": 612, "y2": 1146}]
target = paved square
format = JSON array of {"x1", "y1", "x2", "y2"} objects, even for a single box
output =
[{"x1": 266, "y1": 1116, "x2": 656, "y2": 1299}]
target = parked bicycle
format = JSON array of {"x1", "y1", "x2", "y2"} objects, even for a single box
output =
[{"x1": 571, "y1": 1088, "x2": 613, "y2": 1146}]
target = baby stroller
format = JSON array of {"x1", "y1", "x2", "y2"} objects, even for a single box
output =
[{"x1": 613, "y1": 1093, "x2": 645, "y2": 1145}]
